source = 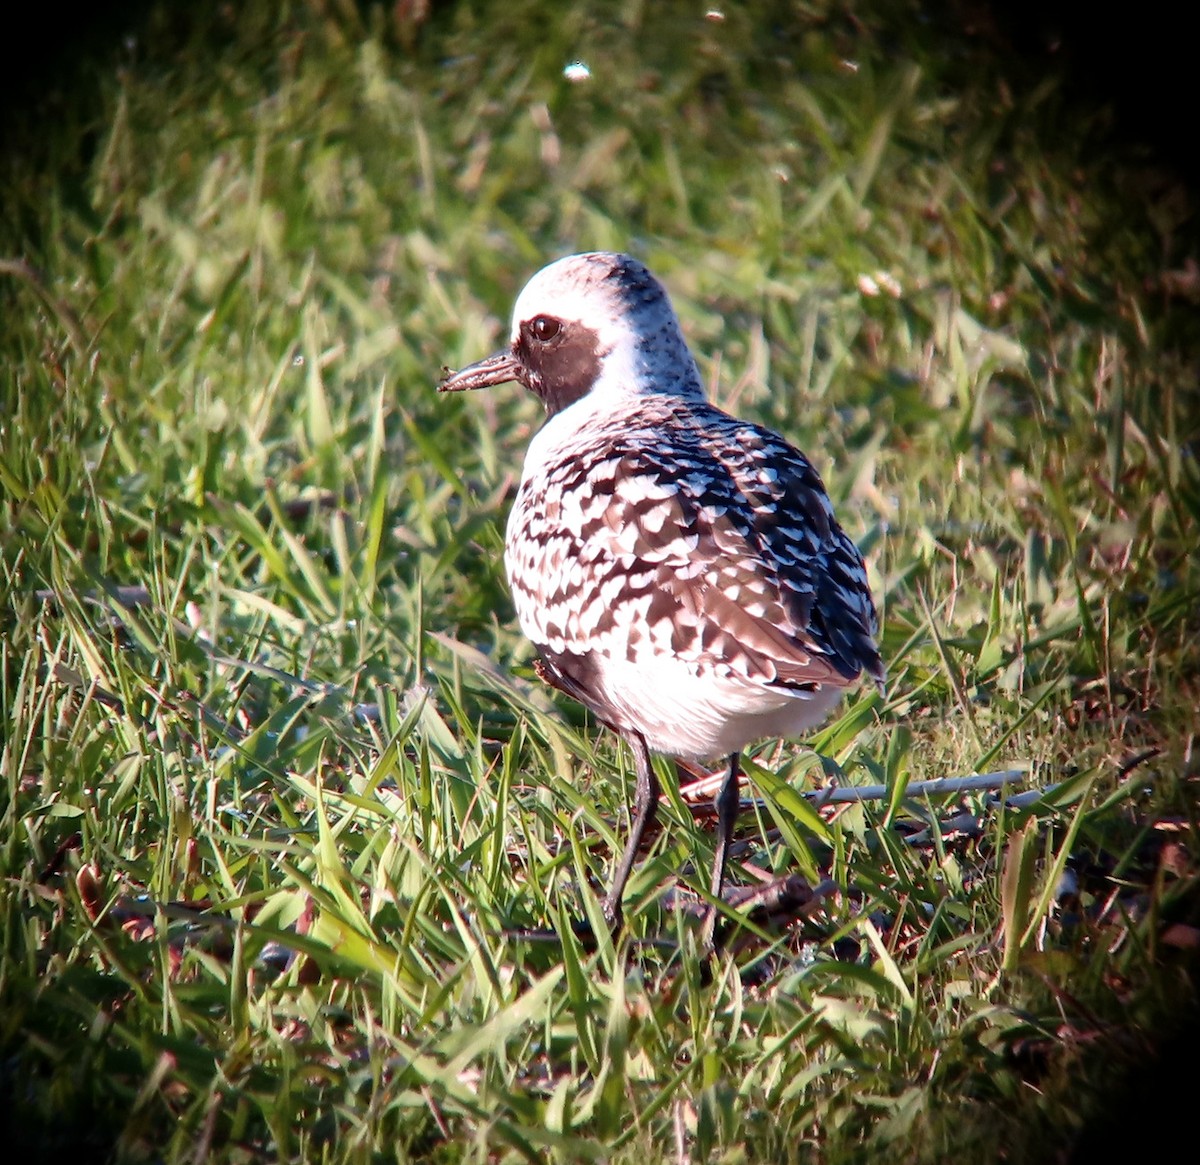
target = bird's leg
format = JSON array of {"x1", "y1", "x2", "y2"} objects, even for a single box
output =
[
  {"x1": 710, "y1": 752, "x2": 742, "y2": 900},
  {"x1": 599, "y1": 730, "x2": 660, "y2": 934},
  {"x1": 703, "y1": 751, "x2": 741, "y2": 949}
]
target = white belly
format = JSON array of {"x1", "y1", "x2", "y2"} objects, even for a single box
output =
[{"x1": 585, "y1": 651, "x2": 846, "y2": 761}]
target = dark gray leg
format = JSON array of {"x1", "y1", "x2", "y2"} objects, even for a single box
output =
[
  {"x1": 601, "y1": 731, "x2": 659, "y2": 933},
  {"x1": 709, "y1": 752, "x2": 741, "y2": 900},
  {"x1": 702, "y1": 752, "x2": 741, "y2": 951}
]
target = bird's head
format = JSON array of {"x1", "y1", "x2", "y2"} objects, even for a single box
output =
[{"x1": 437, "y1": 251, "x2": 704, "y2": 416}]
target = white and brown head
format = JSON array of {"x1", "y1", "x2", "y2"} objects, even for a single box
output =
[{"x1": 437, "y1": 252, "x2": 705, "y2": 416}]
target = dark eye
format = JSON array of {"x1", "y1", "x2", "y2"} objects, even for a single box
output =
[{"x1": 529, "y1": 315, "x2": 562, "y2": 343}]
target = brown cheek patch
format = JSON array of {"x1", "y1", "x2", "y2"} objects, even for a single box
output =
[{"x1": 518, "y1": 323, "x2": 608, "y2": 415}]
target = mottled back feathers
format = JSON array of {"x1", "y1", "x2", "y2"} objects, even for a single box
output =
[{"x1": 438, "y1": 251, "x2": 884, "y2": 760}]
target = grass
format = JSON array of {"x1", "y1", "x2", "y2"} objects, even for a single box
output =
[{"x1": 2, "y1": 1, "x2": 1198, "y2": 1161}]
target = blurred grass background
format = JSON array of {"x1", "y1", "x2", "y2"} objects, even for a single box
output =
[{"x1": 2, "y1": 1, "x2": 1198, "y2": 1161}]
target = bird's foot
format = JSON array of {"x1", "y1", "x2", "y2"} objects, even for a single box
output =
[
  {"x1": 500, "y1": 903, "x2": 620, "y2": 952},
  {"x1": 691, "y1": 874, "x2": 830, "y2": 952}
]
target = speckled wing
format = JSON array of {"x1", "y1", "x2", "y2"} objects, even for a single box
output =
[{"x1": 505, "y1": 403, "x2": 884, "y2": 693}]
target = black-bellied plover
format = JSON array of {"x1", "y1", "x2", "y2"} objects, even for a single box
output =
[{"x1": 439, "y1": 252, "x2": 884, "y2": 939}]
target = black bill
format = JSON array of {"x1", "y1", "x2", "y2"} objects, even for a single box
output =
[{"x1": 436, "y1": 350, "x2": 524, "y2": 393}]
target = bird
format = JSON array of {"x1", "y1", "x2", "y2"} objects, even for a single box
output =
[{"x1": 438, "y1": 251, "x2": 884, "y2": 941}]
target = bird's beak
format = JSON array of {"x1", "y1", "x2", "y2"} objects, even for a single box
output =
[{"x1": 436, "y1": 349, "x2": 523, "y2": 393}]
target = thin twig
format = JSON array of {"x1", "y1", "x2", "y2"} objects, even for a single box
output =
[
  {"x1": 807, "y1": 769, "x2": 1029, "y2": 805},
  {"x1": 679, "y1": 767, "x2": 1028, "y2": 806}
]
